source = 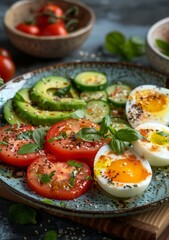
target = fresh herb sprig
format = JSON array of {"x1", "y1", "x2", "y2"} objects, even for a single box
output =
[
  {"x1": 18, "y1": 127, "x2": 46, "y2": 154},
  {"x1": 156, "y1": 38, "x2": 169, "y2": 56},
  {"x1": 75, "y1": 115, "x2": 142, "y2": 154},
  {"x1": 104, "y1": 31, "x2": 145, "y2": 61}
]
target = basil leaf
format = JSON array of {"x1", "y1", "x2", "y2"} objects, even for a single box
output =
[
  {"x1": 40, "y1": 171, "x2": 55, "y2": 184},
  {"x1": 17, "y1": 130, "x2": 33, "y2": 140},
  {"x1": 0, "y1": 141, "x2": 8, "y2": 145},
  {"x1": 129, "y1": 36, "x2": 145, "y2": 56},
  {"x1": 9, "y1": 204, "x2": 36, "y2": 225},
  {"x1": 104, "y1": 31, "x2": 145, "y2": 61},
  {"x1": 70, "y1": 171, "x2": 75, "y2": 187},
  {"x1": 75, "y1": 128, "x2": 101, "y2": 142},
  {"x1": 71, "y1": 109, "x2": 85, "y2": 119},
  {"x1": 44, "y1": 230, "x2": 58, "y2": 240},
  {"x1": 109, "y1": 138, "x2": 126, "y2": 154},
  {"x1": 68, "y1": 160, "x2": 82, "y2": 168},
  {"x1": 108, "y1": 126, "x2": 117, "y2": 136},
  {"x1": 99, "y1": 115, "x2": 111, "y2": 135},
  {"x1": 116, "y1": 128, "x2": 142, "y2": 142},
  {"x1": 33, "y1": 127, "x2": 46, "y2": 147},
  {"x1": 48, "y1": 132, "x2": 67, "y2": 142},
  {"x1": 18, "y1": 143, "x2": 39, "y2": 154},
  {"x1": 60, "y1": 201, "x2": 67, "y2": 207},
  {"x1": 156, "y1": 39, "x2": 169, "y2": 56},
  {"x1": 104, "y1": 31, "x2": 126, "y2": 55},
  {"x1": 42, "y1": 198, "x2": 56, "y2": 205}
]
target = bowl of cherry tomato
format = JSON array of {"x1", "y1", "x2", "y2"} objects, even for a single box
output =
[{"x1": 3, "y1": 0, "x2": 95, "y2": 58}]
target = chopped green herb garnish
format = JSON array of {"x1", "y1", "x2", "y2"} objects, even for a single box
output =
[
  {"x1": 68, "y1": 160, "x2": 82, "y2": 168},
  {"x1": 70, "y1": 171, "x2": 76, "y2": 187},
  {"x1": 40, "y1": 171, "x2": 55, "y2": 184},
  {"x1": 85, "y1": 175, "x2": 93, "y2": 180},
  {"x1": 42, "y1": 198, "x2": 56, "y2": 205},
  {"x1": 48, "y1": 132, "x2": 67, "y2": 142},
  {"x1": 60, "y1": 201, "x2": 67, "y2": 207}
]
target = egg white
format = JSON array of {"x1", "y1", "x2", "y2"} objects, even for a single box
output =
[
  {"x1": 133, "y1": 122, "x2": 169, "y2": 166},
  {"x1": 125, "y1": 85, "x2": 169, "y2": 128},
  {"x1": 94, "y1": 145, "x2": 152, "y2": 198}
]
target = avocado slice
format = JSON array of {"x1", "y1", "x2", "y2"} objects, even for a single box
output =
[
  {"x1": 13, "y1": 88, "x2": 74, "y2": 126},
  {"x1": 30, "y1": 76, "x2": 86, "y2": 111},
  {"x1": 3, "y1": 99, "x2": 26, "y2": 125}
]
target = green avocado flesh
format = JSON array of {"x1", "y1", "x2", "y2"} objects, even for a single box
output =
[
  {"x1": 3, "y1": 99, "x2": 25, "y2": 124},
  {"x1": 30, "y1": 76, "x2": 86, "y2": 110},
  {"x1": 13, "y1": 88, "x2": 73, "y2": 126}
]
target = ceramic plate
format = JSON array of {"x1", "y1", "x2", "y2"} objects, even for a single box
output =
[{"x1": 0, "y1": 61, "x2": 169, "y2": 218}]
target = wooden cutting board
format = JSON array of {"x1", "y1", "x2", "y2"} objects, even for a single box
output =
[{"x1": 0, "y1": 183, "x2": 169, "y2": 240}]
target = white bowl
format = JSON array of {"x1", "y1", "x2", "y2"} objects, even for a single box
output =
[{"x1": 146, "y1": 17, "x2": 169, "y2": 75}]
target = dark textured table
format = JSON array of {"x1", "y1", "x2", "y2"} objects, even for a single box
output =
[{"x1": 0, "y1": 0, "x2": 169, "y2": 239}]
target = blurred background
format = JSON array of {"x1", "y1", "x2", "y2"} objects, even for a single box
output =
[{"x1": 1, "y1": 0, "x2": 169, "y2": 78}]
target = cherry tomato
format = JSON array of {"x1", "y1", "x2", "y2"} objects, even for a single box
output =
[
  {"x1": 36, "y1": 3, "x2": 64, "y2": 29},
  {"x1": 41, "y1": 21, "x2": 68, "y2": 36},
  {"x1": 27, "y1": 156, "x2": 92, "y2": 200},
  {"x1": 0, "y1": 55, "x2": 15, "y2": 82},
  {"x1": 16, "y1": 23, "x2": 41, "y2": 36},
  {"x1": 45, "y1": 119, "x2": 108, "y2": 160},
  {"x1": 0, "y1": 124, "x2": 45, "y2": 167},
  {"x1": 0, "y1": 48, "x2": 12, "y2": 58}
]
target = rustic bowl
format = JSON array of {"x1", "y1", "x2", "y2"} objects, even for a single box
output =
[
  {"x1": 3, "y1": 0, "x2": 95, "y2": 59},
  {"x1": 146, "y1": 17, "x2": 169, "y2": 75}
]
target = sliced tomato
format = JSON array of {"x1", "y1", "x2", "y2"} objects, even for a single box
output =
[
  {"x1": 0, "y1": 124, "x2": 45, "y2": 167},
  {"x1": 27, "y1": 156, "x2": 92, "y2": 200},
  {"x1": 45, "y1": 119, "x2": 107, "y2": 161}
]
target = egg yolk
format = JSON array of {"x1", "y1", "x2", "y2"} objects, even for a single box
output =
[
  {"x1": 135, "y1": 90, "x2": 168, "y2": 113},
  {"x1": 95, "y1": 154, "x2": 150, "y2": 183},
  {"x1": 150, "y1": 130, "x2": 169, "y2": 146}
]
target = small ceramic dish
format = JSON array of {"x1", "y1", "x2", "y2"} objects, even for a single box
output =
[
  {"x1": 3, "y1": 0, "x2": 95, "y2": 58},
  {"x1": 146, "y1": 17, "x2": 169, "y2": 75}
]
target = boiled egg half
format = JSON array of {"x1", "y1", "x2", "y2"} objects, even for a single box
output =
[
  {"x1": 133, "y1": 122, "x2": 169, "y2": 166},
  {"x1": 126, "y1": 85, "x2": 169, "y2": 128},
  {"x1": 94, "y1": 145, "x2": 152, "y2": 198}
]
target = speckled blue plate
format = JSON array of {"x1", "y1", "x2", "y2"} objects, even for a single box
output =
[{"x1": 0, "y1": 61, "x2": 169, "y2": 218}]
